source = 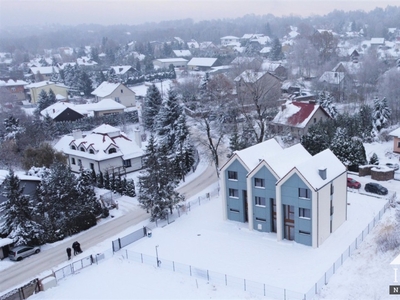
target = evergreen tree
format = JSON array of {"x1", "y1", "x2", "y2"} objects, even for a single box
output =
[
  {"x1": 155, "y1": 88, "x2": 182, "y2": 148},
  {"x1": 369, "y1": 152, "x2": 379, "y2": 165},
  {"x1": 97, "y1": 171, "x2": 104, "y2": 188},
  {"x1": 76, "y1": 169, "x2": 102, "y2": 221},
  {"x1": 301, "y1": 120, "x2": 333, "y2": 155},
  {"x1": 3, "y1": 116, "x2": 24, "y2": 140},
  {"x1": 372, "y1": 97, "x2": 391, "y2": 133},
  {"x1": 0, "y1": 170, "x2": 43, "y2": 245},
  {"x1": 103, "y1": 170, "x2": 110, "y2": 190},
  {"x1": 143, "y1": 84, "x2": 163, "y2": 131},
  {"x1": 34, "y1": 89, "x2": 50, "y2": 116},
  {"x1": 48, "y1": 88, "x2": 57, "y2": 105},
  {"x1": 357, "y1": 104, "x2": 374, "y2": 141},
  {"x1": 318, "y1": 91, "x2": 338, "y2": 118},
  {"x1": 107, "y1": 68, "x2": 118, "y2": 83},
  {"x1": 50, "y1": 67, "x2": 60, "y2": 82},
  {"x1": 78, "y1": 70, "x2": 93, "y2": 96},
  {"x1": 137, "y1": 136, "x2": 184, "y2": 221},
  {"x1": 173, "y1": 114, "x2": 195, "y2": 181},
  {"x1": 269, "y1": 37, "x2": 284, "y2": 61},
  {"x1": 124, "y1": 178, "x2": 136, "y2": 197},
  {"x1": 330, "y1": 127, "x2": 353, "y2": 166}
]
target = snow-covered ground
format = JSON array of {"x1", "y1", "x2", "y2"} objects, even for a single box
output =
[{"x1": 3, "y1": 140, "x2": 400, "y2": 300}]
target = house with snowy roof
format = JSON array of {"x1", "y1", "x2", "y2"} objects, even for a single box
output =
[
  {"x1": 110, "y1": 65, "x2": 136, "y2": 81},
  {"x1": 270, "y1": 101, "x2": 332, "y2": 138},
  {"x1": 0, "y1": 79, "x2": 28, "y2": 101},
  {"x1": 187, "y1": 57, "x2": 219, "y2": 71},
  {"x1": 153, "y1": 58, "x2": 188, "y2": 69},
  {"x1": 173, "y1": 50, "x2": 192, "y2": 58},
  {"x1": 28, "y1": 66, "x2": 59, "y2": 82},
  {"x1": 388, "y1": 127, "x2": 400, "y2": 154},
  {"x1": 54, "y1": 124, "x2": 144, "y2": 175},
  {"x1": 220, "y1": 139, "x2": 347, "y2": 248},
  {"x1": 220, "y1": 36, "x2": 240, "y2": 46},
  {"x1": 92, "y1": 81, "x2": 136, "y2": 108},
  {"x1": 25, "y1": 81, "x2": 68, "y2": 104},
  {"x1": 40, "y1": 102, "x2": 85, "y2": 122}
]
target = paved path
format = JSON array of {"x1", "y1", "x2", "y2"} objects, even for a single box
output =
[{"x1": 0, "y1": 160, "x2": 218, "y2": 293}]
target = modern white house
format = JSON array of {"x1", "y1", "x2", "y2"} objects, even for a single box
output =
[
  {"x1": 54, "y1": 124, "x2": 144, "y2": 175},
  {"x1": 92, "y1": 81, "x2": 136, "y2": 108},
  {"x1": 153, "y1": 58, "x2": 188, "y2": 69},
  {"x1": 220, "y1": 139, "x2": 347, "y2": 248}
]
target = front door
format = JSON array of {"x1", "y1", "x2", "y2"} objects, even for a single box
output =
[
  {"x1": 243, "y1": 190, "x2": 248, "y2": 222},
  {"x1": 284, "y1": 205, "x2": 295, "y2": 240}
]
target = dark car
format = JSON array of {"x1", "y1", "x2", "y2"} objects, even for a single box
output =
[
  {"x1": 364, "y1": 182, "x2": 388, "y2": 195},
  {"x1": 386, "y1": 163, "x2": 399, "y2": 171},
  {"x1": 347, "y1": 178, "x2": 361, "y2": 189},
  {"x1": 9, "y1": 245, "x2": 41, "y2": 261}
]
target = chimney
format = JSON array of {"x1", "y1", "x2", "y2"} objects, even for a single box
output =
[
  {"x1": 134, "y1": 129, "x2": 142, "y2": 148},
  {"x1": 318, "y1": 167, "x2": 327, "y2": 180},
  {"x1": 72, "y1": 129, "x2": 83, "y2": 140}
]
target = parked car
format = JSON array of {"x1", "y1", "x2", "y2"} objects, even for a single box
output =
[
  {"x1": 347, "y1": 178, "x2": 361, "y2": 189},
  {"x1": 364, "y1": 182, "x2": 388, "y2": 195},
  {"x1": 9, "y1": 245, "x2": 41, "y2": 261},
  {"x1": 386, "y1": 163, "x2": 399, "y2": 171}
]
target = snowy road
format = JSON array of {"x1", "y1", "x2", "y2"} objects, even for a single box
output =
[{"x1": 0, "y1": 162, "x2": 218, "y2": 293}]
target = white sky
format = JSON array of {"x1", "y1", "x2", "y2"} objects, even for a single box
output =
[{"x1": 0, "y1": 0, "x2": 399, "y2": 27}]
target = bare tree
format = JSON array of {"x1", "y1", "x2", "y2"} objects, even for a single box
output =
[
  {"x1": 378, "y1": 67, "x2": 400, "y2": 123},
  {"x1": 235, "y1": 70, "x2": 281, "y2": 143}
]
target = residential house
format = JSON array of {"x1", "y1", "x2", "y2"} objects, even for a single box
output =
[
  {"x1": 270, "y1": 101, "x2": 332, "y2": 138},
  {"x1": 110, "y1": 65, "x2": 136, "y2": 82},
  {"x1": 152, "y1": 58, "x2": 188, "y2": 69},
  {"x1": 54, "y1": 124, "x2": 144, "y2": 175},
  {"x1": 173, "y1": 50, "x2": 192, "y2": 58},
  {"x1": 25, "y1": 81, "x2": 68, "y2": 104},
  {"x1": 92, "y1": 81, "x2": 136, "y2": 108},
  {"x1": 263, "y1": 62, "x2": 288, "y2": 80},
  {"x1": 0, "y1": 79, "x2": 28, "y2": 101},
  {"x1": 187, "y1": 57, "x2": 219, "y2": 71},
  {"x1": 220, "y1": 139, "x2": 347, "y2": 248},
  {"x1": 234, "y1": 70, "x2": 282, "y2": 105},
  {"x1": 220, "y1": 36, "x2": 241, "y2": 46},
  {"x1": 40, "y1": 102, "x2": 85, "y2": 122},
  {"x1": 389, "y1": 127, "x2": 400, "y2": 154},
  {"x1": 318, "y1": 71, "x2": 346, "y2": 101},
  {"x1": 83, "y1": 99, "x2": 126, "y2": 117},
  {"x1": 28, "y1": 66, "x2": 59, "y2": 82}
]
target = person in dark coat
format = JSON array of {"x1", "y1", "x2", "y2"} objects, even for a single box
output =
[
  {"x1": 72, "y1": 242, "x2": 78, "y2": 255},
  {"x1": 76, "y1": 241, "x2": 82, "y2": 254},
  {"x1": 66, "y1": 247, "x2": 72, "y2": 260}
]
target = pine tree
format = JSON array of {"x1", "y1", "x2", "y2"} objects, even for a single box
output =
[
  {"x1": 143, "y1": 84, "x2": 163, "y2": 131},
  {"x1": 330, "y1": 127, "x2": 352, "y2": 166},
  {"x1": 318, "y1": 91, "x2": 338, "y2": 119},
  {"x1": 103, "y1": 170, "x2": 110, "y2": 190},
  {"x1": 3, "y1": 116, "x2": 24, "y2": 140},
  {"x1": 269, "y1": 37, "x2": 283, "y2": 61},
  {"x1": 372, "y1": 97, "x2": 391, "y2": 133},
  {"x1": 173, "y1": 114, "x2": 195, "y2": 181},
  {"x1": 155, "y1": 88, "x2": 182, "y2": 148},
  {"x1": 34, "y1": 89, "x2": 50, "y2": 116},
  {"x1": 301, "y1": 121, "x2": 331, "y2": 155},
  {"x1": 78, "y1": 70, "x2": 93, "y2": 96},
  {"x1": 124, "y1": 178, "x2": 136, "y2": 197},
  {"x1": 0, "y1": 170, "x2": 43, "y2": 245},
  {"x1": 369, "y1": 152, "x2": 379, "y2": 165},
  {"x1": 107, "y1": 68, "x2": 118, "y2": 83}
]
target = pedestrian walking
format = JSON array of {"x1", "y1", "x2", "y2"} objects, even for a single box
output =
[
  {"x1": 72, "y1": 242, "x2": 78, "y2": 255},
  {"x1": 76, "y1": 241, "x2": 82, "y2": 254},
  {"x1": 66, "y1": 247, "x2": 71, "y2": 260}
]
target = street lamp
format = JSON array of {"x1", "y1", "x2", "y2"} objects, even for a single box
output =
[{"x1": 155, "y1": 245, "x2": 160, "y2": 267}]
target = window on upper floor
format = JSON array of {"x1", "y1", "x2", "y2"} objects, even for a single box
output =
[
  {"x1": 299, "y1": 208, "x2": 311, "y2": 219},
  {"x1": 299, "y1": 230, "x2": 310, "y2": 235},
  {"x1": 115, "y1": 97, "x2": 120, "y2": 103},
  {"x1": 255, "y1": 196, "x2": 266, "y2": 206},
  {"x1": 227, "y1": 171, "x2": 238, "y2": 180},
  {"x1": 299, "y1": 188, "x2": 311, "y2": 199},
  {"x1": 254, "y1": 178, "x2": 265, "y2": 188},
  {"x1": 80, "y1": 147, "x2": 85, "y2": 152},
  {"x1": 228, "y1": 188, "x2": 239, "y2": 198},
  {"x1": 89, "y1": 149, "x2": 95, "y2": 154},
  {"x1": 108, "y1": 148, "x2": 117, "y2": 154},
  {"x1": 123, "y1": 159, "x2": 132, "y2": 168},
  {"x1": 121, "y1": 89, "x2": 123, "y2": 93},
  {"x1": 71, "y1": 145, "x2": 76, "y2": 150}
]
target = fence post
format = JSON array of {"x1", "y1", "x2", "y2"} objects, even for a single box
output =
[
  {"x1": 284, "y1": 288, "x2": 286, "y2": 300},
  {"x1": 141, "y1": 253, "x2": 143, "y2": 263},
  {"x1": 198, "y1": 197, "x2": 201, "y2": 205},
  {"x1": 118, "y1": 238, "x2": 122, "y2": 250},
  {"x1": 126, "y1": 249, "x2": 128, "y2": 259},
  {"x1": 325, "y1": 272, "x2": 327, "y2": 284},
  {"x1": 264, "y1": 283, "x2": 266, "y2": 296},
  {"x1": 225, "y1": 274, "x2": 227, "y2": 286},
  {"x1": 173, "y1": 261, "x2": 175, "y2": 272},
  {"x1": 244, "y1": 279, "x2": 246, "y2": 291},
  {"x1": 190, "y1": 265, "x2": 192, "y2": 276},
  {"x1": 207, "y1": 270, "x2": 209, "y2": 281},
  {"x1": 341, "y1": 253, "x2": 343, "y2": 264}
]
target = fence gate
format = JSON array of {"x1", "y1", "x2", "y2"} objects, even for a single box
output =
[{"x1": 0, "y1": 279, "x2": 40, "y2": 300}]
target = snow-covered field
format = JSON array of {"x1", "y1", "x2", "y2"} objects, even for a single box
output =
[{"x1": 3, "y1": 141, "x2": 400, "y2": 300}]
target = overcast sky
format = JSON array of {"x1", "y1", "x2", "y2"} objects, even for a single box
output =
[{"x1": 0, "y1": 0, "x2": 398, "y2": 27}]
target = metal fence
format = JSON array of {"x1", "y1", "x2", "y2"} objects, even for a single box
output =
[
  {"x1": 304, "y1": 201, "x2": 391, "y2": 299},
  {"x1": 0, "y1": 279, "x2": 40, "y2": 300},
  {"x1": 53, "y1": 249, "x2": 111, "y2": 282},
  {"x1": 112, "y1": 227, "x2": 147, "y2": 252},
  {"x1": 122, "y1": 248, "x2": 305, "y2": 299}
]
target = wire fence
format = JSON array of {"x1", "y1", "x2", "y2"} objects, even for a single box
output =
[
  {"x1": 121, "y1": 248, "x2": 305, "y2": 299},
  {"x1": 304, "y1": 200, "x2": 391, "y2": 299},
  {"x1": 0, "y1": 279, "x2": 40, "y2": 300}
]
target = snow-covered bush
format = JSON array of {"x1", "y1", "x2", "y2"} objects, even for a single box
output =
[{"x1": 376, "y1": 210, "x2": 400, "y2": 252}]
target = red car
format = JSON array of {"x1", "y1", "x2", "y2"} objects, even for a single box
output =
[{"x1": 347, "y1": 178, "x2": 361, "y2": 189}]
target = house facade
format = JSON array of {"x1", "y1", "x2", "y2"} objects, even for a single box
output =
[
  {"x1": 153, "y1": 58, "x2": 188, "y2": 69},
  {"x1": 220, "y1": 139, "x2": 347, "y2": 248},
  {"x1": 54, "y1": 124, "x2": 144, "y2": 175},
  {"x1": 91, "y1": 81, "x2": 136, "y2": 108},
  {"x1": 25, "y1": 81, "x2": 68, "y2": 104},
  {"x1": 389, "y1": 127, "x2": 400, "y2": 153},
  {"x1": 0, "y1": 79, "x2": 28, "y2": 101},
  {"x1": 270, "y1": 101, "x2": 332, "y2": 138}
]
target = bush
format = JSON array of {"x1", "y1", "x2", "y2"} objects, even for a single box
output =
[{"x1": 376, "y1": 222, "x2": 400, "y2": 252}]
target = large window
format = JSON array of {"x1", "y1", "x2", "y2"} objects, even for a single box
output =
[
  {"x1": 228, "y1": 171, "x2": 238, "y2": 180},
  {"x1": 254, "y1": 178, "x2": 265, "y2": 188},
  {"x1": 255, "y1": 196, "x2": 266, "y2": 206},
  {"x1": 299, "y1": 208, "x2": 311, "y2": 219},
  {"x1": 299, "y1": 188, "x2": 311, "y2": 199},
  {"x1": 71, "y1": 158, "x2": 76, "y2": 165},
  {"x1": 228, "y1": 188, "x2": 239, "y2": 198}
]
